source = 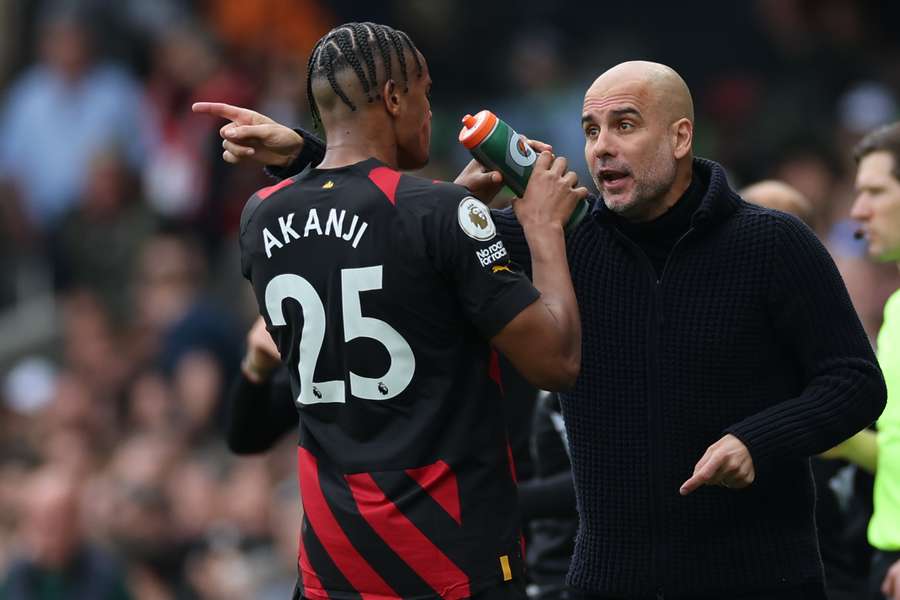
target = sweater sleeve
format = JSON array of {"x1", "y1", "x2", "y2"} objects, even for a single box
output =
[
  {"x1": 225, "y1": 366, "x2": 298, "y2": 453},
  {"x1": 491, "y1": 207, "x2": 532, "y2": 279},
  {"x1": 264, "y1": 126, "x2": 326, "y2": 180},
  {"x1": 724, "y1": 215, "x2": 886, "y2": 472}
]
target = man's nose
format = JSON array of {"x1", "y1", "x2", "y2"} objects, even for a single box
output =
[
  {"x1": 591, "y1": 129, "x2": 617, "y2": 159},
  {"x1": 849, "y1": 195, "x2": 870, "y2": 220}
]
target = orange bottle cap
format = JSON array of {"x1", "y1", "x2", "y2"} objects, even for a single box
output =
[{"x1": 458, "y1": 110, "x2": 498, "y2": 149}]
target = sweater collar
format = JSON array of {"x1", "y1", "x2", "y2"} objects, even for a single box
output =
[{"x1": 590, "y1": 157, "x2": 741, "y2": 232}]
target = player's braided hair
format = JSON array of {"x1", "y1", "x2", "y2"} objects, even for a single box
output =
[{"x1": 307, "y1": 22, "x2": 424, "y2": 129}]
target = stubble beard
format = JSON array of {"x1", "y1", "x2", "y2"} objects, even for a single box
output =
[{"x1": 606, "y1": 149, "x2": 678, "y2": 222}]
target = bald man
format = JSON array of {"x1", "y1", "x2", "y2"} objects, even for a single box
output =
[
  {"x1": 196, "y1": 60, "x2": 884, "y2": 599},
  {"x1": 741, "y1": 180, "x2": 815, "y2": 225}
]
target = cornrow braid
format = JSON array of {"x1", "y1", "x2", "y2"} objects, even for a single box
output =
[
  {"x1": 368, "y1": 22, "x2": 393, "y2": 84},
  {"x1": 386, "y1": 29, "x2": 410, "y2": 92},
  {"x1": 306, "y1": 38, "x2": 326, "y2": 128},
  {"x1": 396, "y1": 31, "x2": 423, "y2": 78},
  {"x1": 306, "y1": 22, "x2": 423, "y2": 129},
  {"x1": 329, "y1": 27, "x2": 372, "y2": 98},
  {"x1": 353, "y1": 23, "x2": 379, "y2": 102},
  {"x1": 323, "y1": 44, "x2": 356, "y2": 112}
]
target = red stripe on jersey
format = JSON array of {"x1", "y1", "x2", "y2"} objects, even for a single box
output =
[
  {"x1": 368, "y1": 167, "x2": 401, "y2": 205},
  {"x1": 256, "y1": 177, "x2": 295, "y2": 200},
  {"x1": 489, "y1": 350, "x2": 503, "y2": 394},
  {"x1": 506, "y1": 441, "x2": 518, "y2": 484},
  {"x1": 345, "y1": 472, "x2": 471, "y2": 600},
  {"x1": 299, "y1": 531, "x2": 329, "y2": 600},
  {"x1": 405, "y1": 460, "x2": 462, "y2": 525},
  {"x1": 297, "y1": 448, "x2": 399, "y2": 600}
]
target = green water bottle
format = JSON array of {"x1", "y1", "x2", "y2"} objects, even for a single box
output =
[{"x1": 458, "y1": 109, "x2": 589, "y2": 233}]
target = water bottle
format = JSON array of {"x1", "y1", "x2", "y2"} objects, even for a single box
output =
[{"x1": 458, "y1": 109, "x2": 589, "y2": 233}]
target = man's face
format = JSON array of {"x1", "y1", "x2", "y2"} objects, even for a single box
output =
[
  {"x1": 851, "y1": 151, "x2": 900, "y2": 262},
  {"x1": 395, "y1": 54, "x2": 432, "y2": 171},
  {"x1": 582, "y1": 80, "x2": 678, "y2": 220}
]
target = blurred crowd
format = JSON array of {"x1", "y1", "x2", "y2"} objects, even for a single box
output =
[{"x1": 1, "y1": 0, "x2": 899, "y2": 598}]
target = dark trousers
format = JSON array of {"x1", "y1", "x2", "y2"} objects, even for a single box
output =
[
  {"x1": 576, "y1": 580, "x2": 827, "y2": 600},
  {"x1": 868, "y1": 550, "x2": 900, "y2": 600}
]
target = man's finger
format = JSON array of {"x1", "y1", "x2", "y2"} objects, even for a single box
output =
[
  {"x1": 223, "y1": 140, "x2": 255, "y2": 157},
  {"x1": 474, "y1": 171, "x2": 502, "y2": 185},
  {"x1": 692, "y1": 445, "x2": 716, "y2": 475},
  {"x1": 223, "y1": 150, "x2": 240, "y2": 164},
  {"x1": 563, "y1": 170, "x2": 579, "y2": 189},
  {"x1": 226, "y1": 124, "x2": 276, "y2": 141},
  {"x1": 681, "y1": 453, "x2": 725, "y2": 495},
  {"x1": 573, "y1": 186, "x2": 590, "y2": 200},
  {"x1": 679, "y1": 472, "x2": 710, "y2": 496},
  {"x1": 192, "y1": 102, "x2": 250, "y2": 121},
  {"x1": 551, "y1": 155, "x2": 568, "y2": 176},
  {"x1": 883, "y1": 563, "x2": 900, "y2": 598},
  {"x1": 534, "y1": 151, "x2": 554, "y2": 171},
  {"x1": 525, "y1": 137, "x2": 553, "y2": 153}
]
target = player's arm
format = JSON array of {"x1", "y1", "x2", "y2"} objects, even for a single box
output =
[
  {"x1": 491, "y1": 152, "x2": 587, "y2": 391},
  {"x1": 226, "y1": 316, "x2": 297, "y2": 453},
  {"x1": 193, "y1": 101, "x2": 547, "y2": 206},
  {"x1": 192, "y1": 102, "x2": 321, "y2": 175}
]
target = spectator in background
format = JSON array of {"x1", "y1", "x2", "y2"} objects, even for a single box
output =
[
  {"x1": 825, "y1": 122, "x2": 900, "y2": 600},
  {"x1": 142, "y1": 20, "x2": 259, "y2": 245},
  {"x1": 0, "y1": 468, "x2": 131, "y2": 600},
  {"x1": 740, "y1": 179, "x2": 813, "y2": 223},
  {"x1": 133, "y1": 230, "x2": 242, "y2": 397},
  {"x1": 54, "y1": 148, "x2": 157, "y2": 322},
  {"x1": 204, "y1": 0, "x2": 333, "y2": 63},
  {"x1": 0, "y1": 4, "x2": 151, "y2": 235}
]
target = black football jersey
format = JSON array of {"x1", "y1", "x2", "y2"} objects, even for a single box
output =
[{"x1": 240, "y1": 157, "x2": 539, "y2": 599}]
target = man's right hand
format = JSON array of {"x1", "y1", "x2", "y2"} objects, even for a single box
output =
[
  {"x1": 241, "y1": 316, "x2": 281, "y2": 383},
  {"x1": 884, "y1": 558, "x2": 900, "y2": 600},
  {"x1": 192, "y1": 102, "x2": 303, "y2": 167},
  {"x1": 514, "y1": 152, "x2": 588, "y2": 230},
  {"x1": 454, "y1": 138, "x2": 554, "y2": 203}
]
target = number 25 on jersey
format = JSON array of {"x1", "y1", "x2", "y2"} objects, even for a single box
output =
[{"x1": 265, "y1": 265, "x2": 415, "y2": 406}]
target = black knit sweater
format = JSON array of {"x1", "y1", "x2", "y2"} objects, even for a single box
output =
[
  {"x1": 493, "y1": 158, "x2": 885, "y2": 596},
  {"x1": 272, "y1": 140, "x2": 885, "y2": 596}
]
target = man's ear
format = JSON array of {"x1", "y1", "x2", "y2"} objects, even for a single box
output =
[
  {"x1": 382, "y1": 79, "x2": 401, "y2": 117},
  {"x1": 672, "y1": 118, "x2": 693, "y2": 160}
]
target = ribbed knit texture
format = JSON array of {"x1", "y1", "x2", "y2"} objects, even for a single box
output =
[{"x1": 493, "y1": 158, "x2": 886, "y2": 596}]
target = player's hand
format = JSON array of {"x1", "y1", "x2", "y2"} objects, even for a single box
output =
[
  {"x1": 514, "y1": 152, "x2": 588, "y2": 229},
  {"x1": 680, "y1": 434, "x2": 755, "y2": 495},
  {"x1": 192, "y1": 102, "x2": 303, "y2": 167},
  {"x1": 454, "y1": 138, "x2": 553, "y2": 203},
  {"x1": 241, "y1": 316, "x2": 281, "y2": 383},
  {"x1": 884, "y1": 558, "x2": 900, "y2": 600},
  {"x1": 454, "y1": 159, "x2": 504, "y2": 202}
]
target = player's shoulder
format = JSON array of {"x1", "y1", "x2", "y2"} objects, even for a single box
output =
[
  {"x1": 396, "y1": 175, "x2": 491, "y2": 221},
  {"x1": 396, "y1": 174, "x2": 470, "y2": 205},
  {"x1": 397, "y1": 176, "x2": 498, "y2": 235},
  {"x1": 240, "y1": 175, "x2": 302, "y2": 236}
]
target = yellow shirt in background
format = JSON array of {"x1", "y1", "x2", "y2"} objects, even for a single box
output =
[{"x1": 870, "y1": 288, "x2": 900, "y2": 550}]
